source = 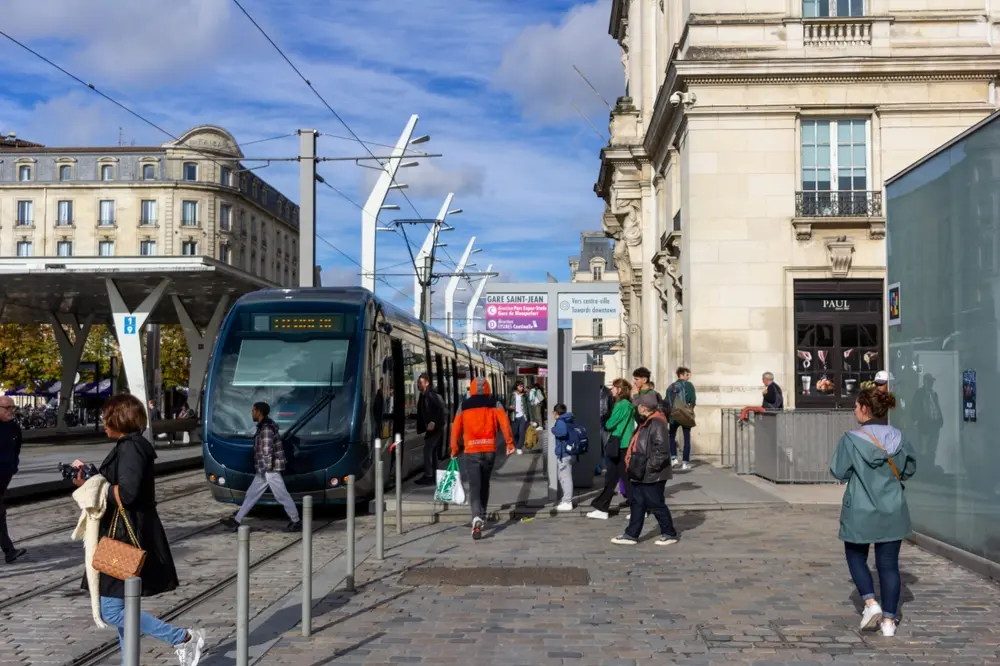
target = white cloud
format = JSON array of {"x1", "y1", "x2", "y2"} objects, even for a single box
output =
[{"x1": 493, "y1": 0, "x2": 622, "y2": 123}]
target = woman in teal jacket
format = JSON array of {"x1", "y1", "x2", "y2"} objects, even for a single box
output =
[
  {"x1": 830, "y1": 388, "x2": 916, "y2": 638},
  {"x1": 587, "y1": 378, "x2": 636, "y2": 520}
]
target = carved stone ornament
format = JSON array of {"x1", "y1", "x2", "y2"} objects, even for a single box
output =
[
  {"x1": 825, "y1": 236, "x2": 855, "y2": 278},
  {"x1": 620, "y1": 19, "x2": 629, "y2": 81},
  {"x1": 621, "y1": 201, "x2": 643, "y2": 247}
]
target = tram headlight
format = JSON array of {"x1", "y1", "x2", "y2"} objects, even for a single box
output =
[
  {"x1": 329, "y1": 477, "x2": 339, "y2": 487},
  {"x1": 218, "y1": 477, "x2": 226, "y2": 486}
]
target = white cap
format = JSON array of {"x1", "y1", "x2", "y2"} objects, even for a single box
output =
[{"x1": 874, "y1": 370, "x2": 893, "y2": 385}]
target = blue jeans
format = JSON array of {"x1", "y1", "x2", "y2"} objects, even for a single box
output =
[
  {"x1": 669, "y1": 422, "x2": 691, "y2": 462},
  {"x1": 844, "y1": 541, "x2": 903, "y2": 619},
  {"x1": 512, "y1": 417, "x2": 527, "y2": 451},
  {"x1": 100, "y1": 596, "x2": 187, "y2": 660},
  {"x1": 625, "y1": 481, "x2": 677, "y2": 540}
]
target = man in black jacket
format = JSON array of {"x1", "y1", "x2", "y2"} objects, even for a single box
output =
[
  {"x1": 0, "y1": 395, "x2": 26, "y2": 563},
  {"x1": 612, "y1": 391, "x2": 678, "y2": 547},
  {"x1": 415, "y1": 374, "x2": 445, "y2": 485}
]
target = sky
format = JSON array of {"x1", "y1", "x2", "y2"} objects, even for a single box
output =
[{"x1": 0, "y1": 0, "x2": 623, "y2": 338}]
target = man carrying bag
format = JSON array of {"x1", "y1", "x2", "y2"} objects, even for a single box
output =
[{"x1": 667, "y1": 366, "x2": 696, "y2": 470}]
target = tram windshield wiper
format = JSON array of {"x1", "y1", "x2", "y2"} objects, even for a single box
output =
[{"x1": 282, "y1": 363, "x2": 336, "y2": 441}]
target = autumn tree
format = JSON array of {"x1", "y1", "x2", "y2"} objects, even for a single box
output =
[
  {"x1": 0, "y1": 324, "x2": 61, "y2": 392},
  {"x1": 160, "y1": 326, "x2": 190, "y2": 389}
]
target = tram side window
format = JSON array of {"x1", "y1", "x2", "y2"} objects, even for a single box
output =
[
  {"x1": 402, "y1": 339, "x2": 424, "y2": 428},
  {"x1": 456, "y1": 359, "x2": 471, "y2": 398},
  {"x1": 447, "y1": 357, "x2": 457, "y2": 408},
  {"x1": 434, "y1": 352, "x2": 447, "y2": 408}
]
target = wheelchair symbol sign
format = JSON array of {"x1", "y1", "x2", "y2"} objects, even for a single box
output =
[{"x1": 123, "y1": 316, "x2": 137, "y2": 335}]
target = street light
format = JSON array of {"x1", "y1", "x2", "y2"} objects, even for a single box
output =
[
  {"x1": 445, "y1": 237, "x2": 476, "y2": 338},
  {"x1": 361, "y1": 114, "x2": 423, "y2": 293},
  {"x1": 466, "y1": 263, "x2": 494, "y2": 347},
  {"x1": 410, "y1": 135, "x2": 431, "y2": 144}
]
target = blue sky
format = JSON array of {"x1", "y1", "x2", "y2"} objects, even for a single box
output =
[{"x1": 0, "y1": 0, "x2": 622, "y2": 335}]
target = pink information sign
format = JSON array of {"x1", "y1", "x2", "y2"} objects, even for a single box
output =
[{"x1": 484, "y1": 294, "x2": 548, "y2": 332}]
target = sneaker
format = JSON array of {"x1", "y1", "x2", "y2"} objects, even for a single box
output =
[
  {"x1": 516, "y1": 449, "x2": 524, "y2": 455},
  {"x1": 174, "y1": 628, "x2": 205, "y2": 666},
  {"x1": 471, "y1": 517, "x2": 484, "y2": 540},
  {"x1": 535, "y1": 425, "x2": 543, "y2": 432},
  {"x1": 556, "y1": 501, "x2": 573, "y2": 512},
  {"x1": 285, "y1": 521, "x2": 302, "y2": 533},
  {"x1": 4, "y1": 548, "x2": 26, "y2": 564},
  {"x1": 655, "y1": 536, "x2": 679, "y2": 546},
  {"x1": 860, "y1": 602, "x2": 883, "y2": 631},
  {"x1": 880, "y1": 619, "x2": 896, "y2": 637},
  {"x1": 220, "y1": 516, "x2": 239, "y2": 530},
  {"x1": 671, "y1": 457, "x2": 679, "y2": 467},
  {"x1": 681, "y1": 462, "x2": 692, "y2": 471},
  {"x1": 611, "y1": 535, "x2": 637, "y2": 545},
  {"x1": 586, "y1": 509, "x2": 609, "y2": 520}
]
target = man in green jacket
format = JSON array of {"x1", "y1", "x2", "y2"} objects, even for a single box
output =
[{"x1": 667, "y1": 366, "x2": 696, "y2": 469}]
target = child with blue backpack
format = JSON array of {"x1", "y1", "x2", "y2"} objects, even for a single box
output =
[{"x1": 551, "y1": 403, "x2": 589, "y2": 513}]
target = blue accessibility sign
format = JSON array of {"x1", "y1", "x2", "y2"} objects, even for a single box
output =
[{"x1": 123, "y1": 316, "x2": 137, "y2": 335}]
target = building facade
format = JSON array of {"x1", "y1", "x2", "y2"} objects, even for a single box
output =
[
  {"x1": 596, "y1": 0, "x2": 1000, "y2": 458},
  {"x1": 0, "y1": 125, "x2": 299, "y2": 285},
  {"x1": 568, "y1": 231, "x2": 628, "y2": 383}
]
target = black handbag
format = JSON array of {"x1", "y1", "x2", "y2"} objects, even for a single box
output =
[{"x1": 605, "y1": 435, "x2": 622, "y2": 462}]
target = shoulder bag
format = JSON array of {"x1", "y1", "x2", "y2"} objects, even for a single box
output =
[
  {"x1": 92, "y1": 486, "x2": 147, "y2": 581},
  {"x1": 858, "y1": 430, "x2": 903, "y2": 486}
]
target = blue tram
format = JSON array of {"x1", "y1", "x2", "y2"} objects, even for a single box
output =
[{"x1": 201, "y1": 287, "x2": 507, "y2": 505}]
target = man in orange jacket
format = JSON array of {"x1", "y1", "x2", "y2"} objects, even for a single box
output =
[{"x1": 450, "y1": 377, "x2": 515, "y2": 540}]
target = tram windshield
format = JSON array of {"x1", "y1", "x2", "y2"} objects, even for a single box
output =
[{"x1": 207, "y1": 314, "x2": 359, "y2": 443}]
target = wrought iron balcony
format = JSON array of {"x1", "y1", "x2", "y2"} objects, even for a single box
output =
[{"x1": 795, "y1": 191, "x2": 882, "y2": 218}]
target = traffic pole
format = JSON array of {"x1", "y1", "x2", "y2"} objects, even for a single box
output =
[
  {"x1": 301, "y1": 495, "x2": 313, "y2": 637},
  {"x1": 375, "y1": 438, "x2": 384, "y2": 561},
  {"x1": 236, "y1": 525, "x2": 250, "y2": 666},
  {"x1": 346, "y1": 474, "x2": 356, "y2": 592}
]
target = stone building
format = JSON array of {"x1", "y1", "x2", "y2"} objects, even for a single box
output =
[
  {"x1": 568, "y1": 231, "x2": 628, "y2": 382},
  {"x1": 0, "y1": 125, "x2": 299, "y2": 285},
  {"x1": 595, "y1": 0, "x2": 1000, "y2": 459}
]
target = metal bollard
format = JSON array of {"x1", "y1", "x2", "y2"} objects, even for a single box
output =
[
  {"x1": 237, "y1": 524, "x2": 250, "y2": 666},
  {"x1": 123, "y1": 576, "x2": 141, "y2": 666},
  {"x1": 345, "y1": 474, "x2": 356, "y2": 592},
  {"x1": 394, "y1": 433, "x2": 403, "y2": 535},
  {"x1": 375, "y1": 438, "x2": 384, "y2": 561},
  {"x1": 302, "y1": 495, "x2": 313, "y2": 637}
]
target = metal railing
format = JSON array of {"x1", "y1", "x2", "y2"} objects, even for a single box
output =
[
  {"x1": 795, "y1": 190, "x2": 882, "y2": 217},
  {"x1": 721, "y1": 408, "x2": 856, "y2": 483}
]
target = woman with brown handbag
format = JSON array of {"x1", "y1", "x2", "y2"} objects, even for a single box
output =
[{"x1": 73, "y1": 394, "x2": 205, "y2": 665}]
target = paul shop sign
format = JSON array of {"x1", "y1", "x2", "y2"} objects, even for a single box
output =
[{"x1": 485, "y1": 293, "x2": 548, "y2": 331}]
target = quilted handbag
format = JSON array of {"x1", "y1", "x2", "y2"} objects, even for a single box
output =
[{"x1": 92, "y1": 487, "x2": 147, "y2": 581}]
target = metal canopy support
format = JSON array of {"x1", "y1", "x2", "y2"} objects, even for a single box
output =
[
  {"x1": 298, "y1": 129, "x2": 318, "y2": 287},
  {"x1": 444, "y1": 236, "x2": 476, "y2": 338},
  {"x1": 106, "y1": 278, "x2": 170, "y2": 441},
  {"x1": 484, "y1": 281, "x2": 621, "y2": 500},
  {"x1": 413, "y1": 194, "x2": 454, "y2": 319},
  {"x1": 361, "y1": 114, "x2": 419, "y2": 293},
  {"x1": 465, "y1": 263, "x2": 493, "y2": 347},
  {"x1": 172, "y1": 294, "x2": 229, "y2": 419},
  {"x1": 49, "y1": 312, "x2": 94, "y2": 432}
]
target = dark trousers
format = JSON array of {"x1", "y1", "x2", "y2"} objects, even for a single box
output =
[
  {"x1": 625, "y1": 480, "x2": 677, "y2": 540},
  {"x1": 0, "y1": 473, "x2": 13, "y2": 555},
  {"x1": 591, "y1": 451, "x2": 633, "y2": 513},
  {"x1": 845, "y1": 540, "x2": 903, "y2": 618},
  {"x1": 669, "y1": 422, "x2": 691, "y2": 462},
  {"x1": 463, "y1": 452, "x2": 496, "y2": 522},
  {"x1": 423, "y1": 432, "x2": 442, "y2": 479},
  {"x1": 512, "y1": 417, "x2": 527, "y2": 451}
]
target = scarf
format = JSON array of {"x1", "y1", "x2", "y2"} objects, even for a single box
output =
[
  {"x1": 70, "y1": 474, "x2": 111, "y2": 629},
  {"x1": 624, "y1": 411, "x2": 667, "y2": 470}
]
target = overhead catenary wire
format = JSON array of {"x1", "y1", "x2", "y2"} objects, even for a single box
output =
[{"x1": 230, "y1": 0, "x2": 470, "y2": 278}]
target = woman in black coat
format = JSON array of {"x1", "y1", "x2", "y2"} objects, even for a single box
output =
[{"x1": 74, "y1": 394, "x2": 205, "y2": 666}]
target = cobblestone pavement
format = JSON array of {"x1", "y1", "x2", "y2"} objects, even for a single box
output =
[{"x1": 255, "y1": 506, "x2": 1000, "y2": 665}]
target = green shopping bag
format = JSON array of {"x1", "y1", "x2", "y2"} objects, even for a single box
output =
[{"x1": 434, "y1": 458, "x2": 467, "y2": 504}]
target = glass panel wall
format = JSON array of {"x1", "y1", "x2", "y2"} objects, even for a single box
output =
[{"x1": 886, "y1": 113, "x2": 1000, "y2": 563}]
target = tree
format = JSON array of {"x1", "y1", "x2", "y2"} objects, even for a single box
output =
[
  {"x1": 160, "y1": 326, "x2": 190, "y2": 389},
  {"x1": 0, "y1": 324, "x2": 61, "y2": 392}
]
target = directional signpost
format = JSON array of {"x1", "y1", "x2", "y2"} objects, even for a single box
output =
[{"x1": 485, "y1": 294, "x2": 548, "y2": 332}]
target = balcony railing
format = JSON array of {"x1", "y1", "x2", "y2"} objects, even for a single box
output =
[
  {"x1": 795, "y1": 191, "x2": 882, "y2": 217},
  {"x1": 98, "y1": 218, "x2": 116, "y2": 227},
  {"x1": 140, "y1": 218, "x2": 157, "y2": 226},
  {"x1": 803, "y1": 18, "x2": 873, "y2": 47},
  {"x1": 55, "y1": 219, "x2": 74, "y2": 227},
  {"x1": 16, "y1": 218, "x2": 33, "y2": 226}
]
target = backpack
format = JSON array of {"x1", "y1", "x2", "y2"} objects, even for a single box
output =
[
  {"x1": 564, "y1": 422, "x2": 589, "y2": 456},
  {"x1": 670, "y1": 382, "x2": 696, "y2": 428}
]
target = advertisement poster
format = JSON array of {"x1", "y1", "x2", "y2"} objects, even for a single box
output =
[
  {"x1": 887, "y1": 282, "x2": 901, "y2": 326},
  {"x1": 963, "y1": 370, "x2": 977, "y2": 422}
]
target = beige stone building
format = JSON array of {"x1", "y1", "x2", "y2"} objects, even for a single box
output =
[
  {"x1": 568, "y1": 231, "x2": 628, "y2": 383},
  {"x1": 0, "y1": 125, "x2": 299, "y2": 285},
  {"x1": 596, "y1": 0, "x2": 1000, "y2": 458}
]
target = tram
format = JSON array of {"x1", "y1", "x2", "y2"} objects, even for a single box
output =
[{"x1": 201, "y1": 287, "x2": 507, "y2": 505}]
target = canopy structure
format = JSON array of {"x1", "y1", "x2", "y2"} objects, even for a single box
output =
[{"x1": 0, "y1": 256, "x2": 276, "y2": 437}]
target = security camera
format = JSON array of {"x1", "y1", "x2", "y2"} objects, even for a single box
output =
[{"x1": 669, "y1": 92, "x2": 681, "y2": 107}]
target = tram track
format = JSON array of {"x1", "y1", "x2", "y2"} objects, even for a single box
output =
[{"x1": 63, "y1": 518, "x2": 336, "y2": 666}]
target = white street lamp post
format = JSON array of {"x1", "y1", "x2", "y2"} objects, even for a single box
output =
[
  {"x1": 413, "y1": 193, "x2": 455, "y2": 319},
  {"x1": 465, "y1": 263, "x2": 493, "y2": 347},
  {"x1": 445, "y1": 237, "x2": 477, "y2": 338},
  {"x1": 360, "y1": 114, "x2": 419, "y2": 293}
]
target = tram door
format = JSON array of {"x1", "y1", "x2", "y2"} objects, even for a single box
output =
[{"x1": 390, "y1": 339, "x2": 407, "y2": 459}]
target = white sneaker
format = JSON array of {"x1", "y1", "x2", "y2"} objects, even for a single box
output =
[
  {"x1": 681, "y1": 462, "x2": 692, "y2": 471},
  {"x1": 516, "y1": 449, "x2": 524, "y2": 455},
  {"x1": 671, "y1": 457, "x2": 679, "y2": 467},
  {"x1": 535, "y1": 425, "x2": 543, "y2": 432},
  {"x1": 586, "y1": 509, "x2": 609, "y2": 520},
  {"x1": 880, "y1": 619, "x2": 896, "y2": 637},
  {"x1": 860, "y1": 602, "x2": 883, "y2": 631},
  {"x1": 655, "y1": 536, "x2": 679, "y2": 546},
  {"x1": 175, "y1": 628, "x2": 205, "y2": 666},
  {"x1": 556, "y1": 501, "x2": 573, "y2": 512},
  {"x1": 611, "y1": 535, "x2": 637, "y2": 545}
]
